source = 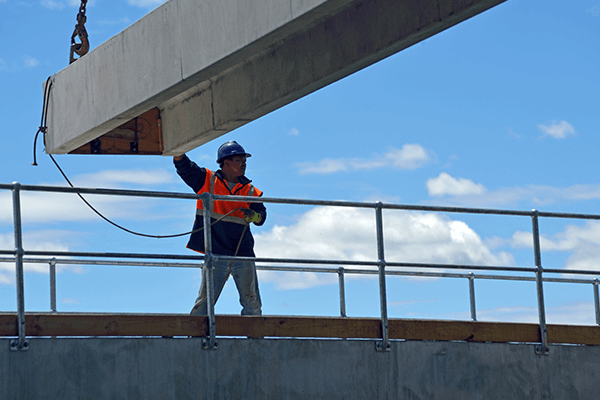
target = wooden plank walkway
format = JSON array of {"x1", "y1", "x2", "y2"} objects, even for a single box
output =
[{"x1": 1, "y1": 313, "x2": 599, "y2": 345}]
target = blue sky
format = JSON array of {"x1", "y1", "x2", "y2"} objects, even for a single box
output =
[{"x1": 1, "y1": 0, "x2": 600, "y2": 326}]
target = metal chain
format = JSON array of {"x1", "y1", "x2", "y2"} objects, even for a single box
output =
[{"x1": 70, "y1": 0, "x2": 89, "y2": 64}]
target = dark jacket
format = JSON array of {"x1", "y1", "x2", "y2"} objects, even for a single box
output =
[{"x1": 174, "y1": 154, "x2": 267, "y2": 256}]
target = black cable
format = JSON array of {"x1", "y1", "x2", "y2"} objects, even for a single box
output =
[
  {"x1": 48, "y1": 153, "x2": 196, "y2": 238},
  {"x1": 49, "y1": 153, "x2": 248, "y2": 238},
  {"x1": 32, "y1": 75, "x2": 248, "y2": 239},
  {"x1": 48, "y1": 153, "x2": 250, "y2": 238},
  {"x1": 32, "y1": 77, "x2": 53, "y2": 166}
]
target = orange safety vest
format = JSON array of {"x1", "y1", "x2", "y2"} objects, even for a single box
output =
[{"x1": 195, "y1": 169, "x2": 263, "y2": 225}]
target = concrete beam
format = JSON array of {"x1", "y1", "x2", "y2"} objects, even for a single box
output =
[{"x1": 46, "y1": 0, "x2": 507, "y2": 155}]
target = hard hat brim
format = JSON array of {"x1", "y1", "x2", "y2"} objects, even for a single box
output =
[{"x1": 217, "y1": 153, "x2": 251, "y2": 163}]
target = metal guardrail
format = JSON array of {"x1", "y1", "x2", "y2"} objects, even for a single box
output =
[{"x1": 2, "y1": 182, "x2": 600, "y2": 353}]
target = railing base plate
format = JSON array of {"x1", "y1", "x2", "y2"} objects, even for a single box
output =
[
  {"x1": 375, "y1": 340, "x2": 391, "y2": 352},
  {"x1": 9, "y1": 339, "x2": 29, "y2": 352}
]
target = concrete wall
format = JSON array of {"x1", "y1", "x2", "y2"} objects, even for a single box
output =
[{"x1": 2, "y1": 337, "x2": 598, "y2": 399}]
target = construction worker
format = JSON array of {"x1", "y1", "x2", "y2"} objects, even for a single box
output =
[{"x1": 174, "y1": 141, "x2": 266, "y2": 316}]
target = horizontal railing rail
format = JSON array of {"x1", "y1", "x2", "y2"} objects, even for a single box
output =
[
  {"x1": 1, "y1": 255, "x2": 599, "y2": 315},
  {"x1": 5, "y1": 181, "x2": 600, "y2": 220},
  {"x1": 2, "y1": 182, "x2": 600, "y2": 354}
]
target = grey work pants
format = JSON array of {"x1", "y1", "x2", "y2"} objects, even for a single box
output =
[{"x1": 190, "y1": 258, "x2": 262, "y2": 316}]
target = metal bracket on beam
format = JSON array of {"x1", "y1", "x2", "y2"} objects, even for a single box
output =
[
  {"x1": 535, "y1": 334, "x2": 549, "y2": 356},
  {"x1": 90, "y1": 139, "x2": 101, "y2": 154},
  {"x1": 202, "y1": 338, "x2": 219, "y2": 350},
  {"x1": 10, "y1": 339, "x2": 29, "y2": 352},
  {"x1": 375, "y1": 335, "x2": 391, "y2": 352}
]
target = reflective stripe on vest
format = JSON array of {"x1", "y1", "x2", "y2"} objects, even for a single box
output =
[{"x1": 195, "y1": 169, "x2": 261, "y2": 225}]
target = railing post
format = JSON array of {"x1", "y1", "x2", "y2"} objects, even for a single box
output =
[
  {"x1": 468, "y1": 272, "x2": 477, "y2": 321},
  {"x1": 337, "y1": 267, "x2": 347, "y2": 318},
  {"x1": 531, "y1": 210, "x2": 549, "y2": 355},
  {"x1": 374, "y1": 202, "x2": 390, "y2": 352},
  {"x1": 201, "y1": 192, "x2": 217, "y2": 350},
  {"x1": 10, "y1": 182, "x2": 28, "y2": 351},
  {"x1": 594, "y1": 279, "x2": 600, "y2": 326},
  {"x1": 50, "y1": 258, "x2": 57, "y2": 312}
]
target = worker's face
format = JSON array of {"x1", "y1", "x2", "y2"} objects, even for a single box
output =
[{"x1": 224, "y1": 155, "x2": 247, "y2": 177}]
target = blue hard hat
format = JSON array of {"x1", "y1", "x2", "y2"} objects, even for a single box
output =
[{"x1": 216, "y1": 141, "x2": 251, "y2": 163}]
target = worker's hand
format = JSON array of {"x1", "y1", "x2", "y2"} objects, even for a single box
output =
[{"x1": 241, "y1": 208, "x2": 261, "y2": 224}]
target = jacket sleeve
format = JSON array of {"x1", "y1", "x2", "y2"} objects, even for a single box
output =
[{"x1": 173, "y1": 154, "x2": 207, "y2": 194}]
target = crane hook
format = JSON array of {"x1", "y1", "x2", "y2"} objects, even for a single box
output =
[{"x1": 70, "y1": 0, "x2": 89, "y2": 64}]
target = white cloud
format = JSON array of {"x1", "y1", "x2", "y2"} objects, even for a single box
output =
[
  {"x1": 41, "y1": 0, "x2": 96, "y2": 8},
  {"x1": 456, "y1": 302, "x2": 596, "y2": 325},
  {"x1": 61, "y1": 298, "x2": 82, "y2": 304},
  {"x1": 296, "y1": 158, "x2": 349, "y2": 174},
  {"x1": 41, "y1": 0, "x2": 64, "y2": 9},
  {"x1": 427, "y1": 173, "x2": 487, "y2": 197},
  {"x1": 429, "y1": 182, "x2": 600, "y2": 208},
  {"x1": 0, "y1": 231, "x2": 78, "y2": 285},
  {"x1": 98, "y1": 17, "x2": 132, "y2": 25},
  {"x1": 72, "y1": 169, "x2": 174, "y2": 187},
  {"x1": 126, "y1": 0, "x2": 166, "y2": 7},
  {"x1": 512, "y1": 220, "x2": 600, "y2": 272},
  {"x1": 0, "y1": 190, "x2": 136, "y2": 224},
  {"x1": 255, "y1": 207, "x2": 514, "y2": 289},
  {"x1": 288, "y1": 128, "x2": 299, "y2": 136},
  {"x1": 384, "y1": 144, "x2": 432, "y2": 169},
  {"x1": 296, "y1": 144, "x2": 433, "y2": 174},
  {"x1": 23, "y1": 56, "x2": 39, "y2": 68},
  {"x1": 1, "y1": 55, "x2": 41, "y2": 72},
  {"x1": 507, "y1": 127, "x2": 521, "y2": 139},
  {"x1": 389, "y1": 299, "x2": 437, "y2": 308},
  {"x1": 0, "y1": 169, "x2": 176, "y2": 225},
  {"x1": 483, "y1": 236, "x2": 511, "y2": 250},
  {"x1": 538, "y1": 120, "x2": 576, "y2": 139},
  {"x1": 442, "y1": 154, "x2": 459, "y2": 169}
]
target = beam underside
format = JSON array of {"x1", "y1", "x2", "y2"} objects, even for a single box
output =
[{"x1": 0, "y1": 314, "x2": 598, "y2": 345}]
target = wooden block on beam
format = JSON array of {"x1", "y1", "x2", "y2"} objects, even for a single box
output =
[
  {"x1": 69, "y1": 108, "x2": 162, "y2": 155},
  {"x1": 1, "y1": 313, "x2": 599, "y2": 346}
]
